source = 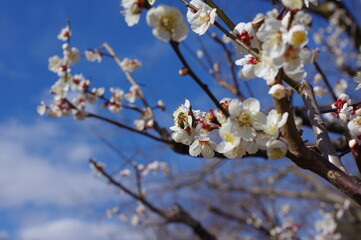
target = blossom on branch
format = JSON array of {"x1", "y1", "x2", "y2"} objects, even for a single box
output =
[
  {"x1": 121, "y1": 0, "x2": 145, "y2": 27},
  {"x1": 186, "y1": 0, "x2": 217, "y2": 36},
  {"x1": 146, "y1": 4, "x2": 188, "y2": 42},
  {"x1": 57, "y1": 25, "x2": 71, "y2": 41},
  {"x1": 233, "y1": 22, "x2": 257, "y2": 56},
  {"x1": 121, "y1": 58, "x2": 142, "y2": 72}
]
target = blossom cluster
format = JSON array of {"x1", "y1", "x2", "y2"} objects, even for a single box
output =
[
  {"x1": 39, "y1": 24, "x2": 164, "y2": 130},
  {"x1": 170, "y1": 98, "x2": 288, "y2": 160},
  {"x1": 329, "y1": 94, "x2": 361, "y2": 148},
  {"x1": 236, "y1": 9, "x2": 312, "y2": 85}
]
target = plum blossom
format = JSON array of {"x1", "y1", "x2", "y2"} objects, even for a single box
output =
[
  {"x1": 222, "y1": 98, "x2": 266, "y2": 142},
  {"x1": 257, "y1": 18, "x2": 287, "y2": 67},
  {"x1": 120, "y1": 0, "x2": 145, "y2": 27},
  {"x1": 189, "y1": 133, "x2": 217, "y2": 158},
  {"x1": 37, "y1": 102, "x2": 47, "y2": 116},
  {"x1": 187, "y1": 0, "x2": 217, "y2": 35},
  {"x1": 217, "y1": 139, "x2": 258, "y2": 159},
  {"x1": 85, "y1": 50, "x2": 102, "y2": 62},
  {"x1": 256, "y1": 110, "x2": 288, "y2": 149},
  {"x1": 266, "y1": 139, "x2": 288, "y2": 160},
  {"x1": 133, "y1": 107, "x2": 154, "y2": 131},
  {"x1": 348, "y1": 110, "x2": 361, "y2": 141},
  {"x1": 284, "y1": 25, "x2": 308, "y2": 48},
  {"x1": 57, "y1": 25, "x2": 71, "y2": 41},
  {"x1": 120, "y1": 169, "x2": 131, "y2": 177},
  {"x1": 331, "y1": 94, "x2": 353, "y2": 122},
  {"x1": 121, "y1": 58, "x2": 142, "y2": 72},
  {"x1": 283, "y1": 47, "x2": 307, "y2": 81},
  {"x1": 282, "y1": 0, "x2": 303, "y2": 10},
  {"x1": 125, "y1": 85, "x2": 143, "y2": 103},
  {"x1": 169, "y1": 99, "x2": 196, "y2": 145},
  {"x1": 268, "y1": 84, "x2": 288, "y2": 99},
  {"x1": 62, "y1": 43, "x2": 80, "y2": 65},
  {"x1": 233, "y1": 22, "x2": 257, "y2": 56},
  {"x1": 146, "y1": 5, "x2": 188, "y2": 42},
  {"x1": 108, "y1": 88, "x2": 124, "y2": 113},
  {"x1": 315, "y1": 211, "x2": 341, "y2": 240},
  {"x1": 48, "y1": 55, "x2": 64, "y2": 73},
  {"x1": 157, "y1": 99, "x2": 165, "y2": 111},
  {"x1": 236, "y1": 55, "x2": 279, "y2": 84}
]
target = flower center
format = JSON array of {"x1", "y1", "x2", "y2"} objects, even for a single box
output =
[
  {"x1": 176, "y1": 112, "x2": 188, "y2": 129},
  {"x1": 247, "y1": 56, "x2": 258, "y2": 65},
  {"x1": 236, "y1": 110, "x2": 251, "y2": 126},
  {"x1": 237, "y1": 30, "x2": 254, "y2": 46},
  {"x1": 269, "y1": 31, "x2": 283, "y2": 46},
  {"x1": 290, "y1": 31, "x2": 307, "y2": 47},
  {"x1": 199, "y1": 13, "x2": 211, "y2": 24},
  {"x1": 158, "y1": 14, "x2": 178, "y2": 34}
]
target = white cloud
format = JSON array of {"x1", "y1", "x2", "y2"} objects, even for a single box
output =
[
  {"x1": 20, "y1": 218, "x2": 145, "y2": 240},
  {"x1": 0, "y1": 119, "x2": 113, "y2": 208},
  {"x1": 0, "y1": 230, "x2": 9, "y2": 240}
]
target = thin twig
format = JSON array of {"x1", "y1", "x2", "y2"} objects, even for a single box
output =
[{"x1": 170, "y1": 40, "x2": 230, "y2": 117}]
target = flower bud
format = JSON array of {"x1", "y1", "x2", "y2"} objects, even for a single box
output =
[{"x1": 179, "y1": 67, "x2": 189, "y2": 76}]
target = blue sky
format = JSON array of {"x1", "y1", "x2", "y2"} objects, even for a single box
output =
[
  {"x1": 1, "y1": 0, "x2": 360, "y2": 239},
  {"x1": 1, "y1": 0, "x2": 238, "y2": 238}
]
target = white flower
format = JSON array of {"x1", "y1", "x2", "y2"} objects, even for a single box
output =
[
  {"x1": 133, "y1": 107, "x2": 154, "y2": 131},
  {"x1": 233, "y1": 22, "x2": 257, "y2": 56},
  {"x1": 236, "y1": 55, "x2": 258, "y2": 79},
  {"x1": 51, "y1": 79, "x2": 70, "y2": 99},
  {"x1": 170, "y1": 99, "x2": 196, "y2": 145},
  {"x1": 108, "y1": 88, "x2": 124, "y2": 113},
  {"x1": 85, "y1": 50, "x2": 102, "y2": 62},
  {"x1": 254, "y1": 57, "x2": 280, "y2": 84},
  {"x1": 282, "y1": 0, "x2": 303, "y2": 10},
  {"x1": 285, "y1": 25, "x2": 308, "y2": 48},
  {"x1": 57, "y1": 25, "x2": 71, "y2": 41},
  {"x1": 125, "y1": 85, "x2": 143, "y2": 103},
  {"x1": 146, "y1": 5, "x2": 188, "y2": 42},
  {"x1": 121, "y1": 58, "x2": 142, "y2": 72},
  {"x1": 348, "y1": 115, "x2": 361, "y2": 138},
  {"x1": 283, "y1": 47, "x2": 307, "y2": 81},
  {"x1": 269, "y1": 84, "x2": 287, "y2": 99},
  {"x1": 48, "y1": 55, "x2": 63, "y2": 73},
  {"x1": 266, "y1": 140, "x2": 287, "y2": 160},
  {"x1": 189, "y1": 134, "x2": 217, "y2": 159},
  {"x1": 63, "y1": 45, "x2": 80, "y2": 66},
  {"x1": 256, "y1": 110, "x2": 288, "y2": 149},
  {"x1": 187, "y1": 0, "x2": 217, "y2": 35},
  {"x1": 257, "y1": 18, "x2": 287, "y2": 67},
  {"x1": 47, "y1": 105, "x2": 63, "y2": 119},
  {"x1": 331, "y1": 94, "x2": 352, "y2": 122},
  {"x1": 120, "y1": 169, "x2": 131, "y2": 177},
  {"x1": 217, "y1": 140, "x2": 258, "y2": 159},
  {"x1": 120, "y1": 0, "x2": 144, "y2": 27},
  {"x1": 236, "y1": 55, "x2": 279, "y2": 83},
  {"x1": 37, "y1": 102, "x2": 47, "y2": 116},
  {"x1": 226, "y1": 98, "x2": 266, "y2": 142}
]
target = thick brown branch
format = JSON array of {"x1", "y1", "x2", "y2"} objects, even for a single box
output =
[{"x1": 296, "y1": 80, "x2": 345, "y2": 171}]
